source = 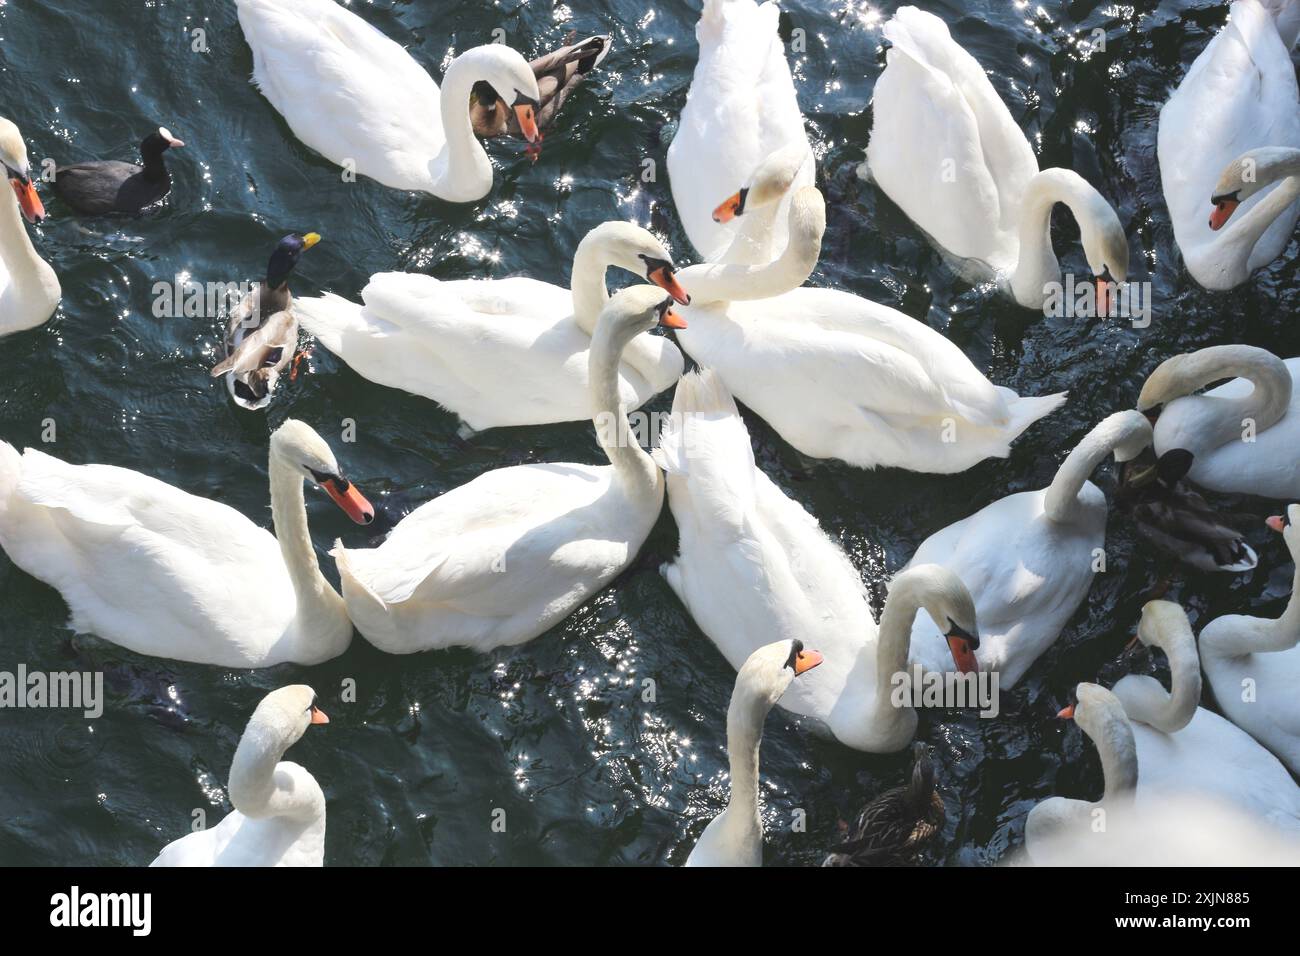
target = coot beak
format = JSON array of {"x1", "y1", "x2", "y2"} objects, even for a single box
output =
[
  {"x1": 10, "y1": 177, "x2": 45, "y2": 224},
  {"x1": 321, "y1": 475, "x2": 375, "y2": 525}
]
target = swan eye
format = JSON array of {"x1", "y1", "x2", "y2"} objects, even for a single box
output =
[
  {"x1": 308, "y1": 466, "x2": 342, "y2": 487},
  {"x1": 783, "y1": 639, "x2": 804, "y2": 671},
  {"x1": 638, "y1": 254, "x2": 673, "y2": 279},
  {"x1": 945, "y1": 618, "x2": 979, "y2": 650}
]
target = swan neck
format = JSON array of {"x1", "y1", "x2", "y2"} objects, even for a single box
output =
[
  {"x1": 1044, "y1": 418, "x2": 1140, "y2": 522},
  {"x1": 435, "y1": 54, "x2": 493, "y2": 196},
  {"x1": 1113, "y1": 638, "x2": 1201, "y2": 735},
  {"x1": 875, "y1": 578, "x2": 922, "y2": 700},
  {"x1": 679, "y1": 189, "x2": 824, "y2": 303},
  {"x1": 1008, "y1": 170, "x2": 1070, "y2": 306},
  {"x1": 570, "y1": 234, "x2": 612, "y2": 335},
  {"x1": 723, "y1": 688, "x2": 765, "y2": 816},
  {"x1": 1222, "y1": 173, "x2": 1300, "y2": 264},
  {"x1": 1089, "y1": 711, "x2": 1139, "y2": 801},
  {"x1": 588, "y1": 322, "x2": 659, "y2": 491},
  {"x1": 227, "y1": 723, "x2": 321, "y2": 822},
  {"x1": 0, "y1": 190, "x2": 45, "y2": 285},
  {"x1": 268, "y1": 454, "x2": 344, "y2": 634},
  {"x1": 1175, "y1": 349, "x2": 1291, "y2": 447}
]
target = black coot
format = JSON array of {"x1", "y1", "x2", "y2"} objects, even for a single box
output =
[{"x1": 52, "y1": 126, "x2": 184, "y2": 214}]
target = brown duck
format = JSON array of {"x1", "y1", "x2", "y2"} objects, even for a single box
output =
[
  {"x1": 470, "y1": 36, "x2": 610, "y2": 152},
  {"x1": 822, "y1": 743, "x2": 945, "y2": 866}
]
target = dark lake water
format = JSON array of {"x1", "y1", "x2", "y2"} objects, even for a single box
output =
[{"x1": 1, "y1": 0, "x2": 1298, "y2": 866}]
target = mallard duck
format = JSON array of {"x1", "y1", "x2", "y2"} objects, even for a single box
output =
[
  {"x1": 470, "y1": 35, "x2": 610, "y2": 151},
  {"x1": 53, "y1": 126, "x2": 184, "y2": 215},
  {"x1": 211, "y1": 232, "x2": 319, "y2": 410},
  {"x1": 1118, "y1": 446, "x2": 1257, "y2": 573},
  {"x1": 822, "y1": 743, "x2": 945, "y2": 866}
]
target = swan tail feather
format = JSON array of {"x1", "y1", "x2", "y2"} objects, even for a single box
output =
[
  {"x1": 653, "y1": 368, "x2": 743, "y2": 476},
  {"x1": 331, "y1": 540, "x2": 389, "y2": 611},
  {"x1": 1260, "y1": 0, "x2": 1300, "y2": 49},
  {"x1": 1000, "y1": 390, "x2": 1069, "y2": 442},
  {"x1": 294, "y1": 292, "x2": 362, "y2": 355},
  {"x1": 0, "y1": 440, "x2": 21, "y2": 513}
]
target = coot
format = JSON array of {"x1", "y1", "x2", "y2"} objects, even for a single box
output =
[{"x1": 53, "y1": 126, "x2": 184, "y2": 214}]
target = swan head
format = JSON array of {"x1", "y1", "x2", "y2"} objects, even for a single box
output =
[
  {"x1": 598, "y1": 284, "x2": 687, "y2": 343},
  {"x1": 459, "y1": 46, "x2": 542, "y2": 143},
  {"x1": 896, "y1": 564, "x2": 980, "y2": 674},
  {"x1": 1078, "y1": 198, "x2": 1128, "y2": 316},
  {"x1": 252, "y1": 685, "x2": 330, "y2": 743},
  {"x1": 266, "y1": 231, "x2": 321, "y2": 289},
  {"x1": 270, "y1": 419, "x2": 375, "y2": 525},
  {"x1": 712, "y1": 143, "x2": 811, "y2": 222},
  {"x1": 0, "y1": 116, "x2": 45, "y2": 224},
  {"x1": 1206, "y1": 147, "x2": 1298, "y2": 230},
  {"x1": 734, "y1": 638, "x2": 824, "y2": 715},
  {"x1": 1128, "y1": 599, "x2": 1193, "y2": 657},
  {"x1": 1104, "y1": 409, "x2": 1155, "y2": 463},
  {"x1": 582, "y1": 222, "x2": 691, "y2": 304},
  {"x1": 1265, "y1": 503, "x2": 1300, "y2": 559}
]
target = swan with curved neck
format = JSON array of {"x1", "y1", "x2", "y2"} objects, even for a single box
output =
[
  {"x1": 674, "y1": 154, "x2": 1068, "y2": 473},
  {"x1": 685, "y1": 639, "x2": 823, "y2": 867},
  {"x1": 906, "y1": 410, "x2": 1153, "y2": 688},
  {"x1": 0, "y1": 116, "x2": 59, "y2": 337},
  {"x1": 151, "y1": 686, "x2": 329, "y2": 866},
  {"x1": 1200, "y1": 503, "x2": 1300, "y2": 772},
  {"x1": 655, "y1": 370, "x2": 979, "y2": 754},
  {"x1": 1138, "y1": 344, "x2": 1300, "y2": 498},
  {"x1": 1111, "y1": 600, "x2": 1300, "y2": 833},
  {"x1": 234, "y1": 0, "x2": 541, "y2": 200},
  {"x1": 333, "y1": 285, "x2": 683, "y2": 654},
  {"x1": 667, "y1": 0, "x2": 814, "y2": 264},
  {"x1": 1158, "y1": 0, "x2": 1300, "y2": 289},
  {"x1": 0, "y1": 420, "x2": 373, "y2": 667},
  {"x1": 864, "y1": 6, "x2": 1129, "y2": 311},
  {"x1": 296, "y1": 221, "x2": 690, "y2": 432}
]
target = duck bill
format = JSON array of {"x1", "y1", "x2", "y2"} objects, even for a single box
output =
[
  {"x1": 310, "y1": 704, "x2": 329, "y2": 725},
  {"x1": 10, "y1": 177, "x2": 45, "y2": 224},
  {"x1": 322, "y1": 478, "x2": 375, "y2": 525},
  {"x1": 514, "y1": 104, "x2": 539, "y2": 144},
  {"x1": 1208, "y1": 199, "x2": 1239, "y2": 231},
  {"x1": 1056, "y1": 704, "x2": 1075, "y2": 719},
  {"x1": 302, "y1": 231, "x2": 321, "y2": 250},
  {"x1": 1267, "y1": 515, "x2": 1287, "y2": 532},
  {"x1": 946, "y1": 635, "x2": 979, "y2": 674},
  {"x1": 658, "y1": 306, "x2": 687, "y2": 330},
  {"x1": 648, "y1": 265, "x2": 691, "y2": 305},
  {"x1": 712, "y1": 189, "x2": 747, "y2": 224},
  {"x1": 793, "y1": 648, "x2": 824, "y2": 675}
]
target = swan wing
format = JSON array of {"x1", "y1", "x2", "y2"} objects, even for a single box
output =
[
  {"x1": 234, "y1": 0, "x2": 443, "y2": 189},
  {"x1": 866, "y1": 6, "x2": 1036, "y2": 266}
]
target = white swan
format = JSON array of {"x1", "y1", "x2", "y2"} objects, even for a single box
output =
[
  {"x1": 1138, "y1": 344, "x2": 1300, "y2": 498},
  {"x1": 1025, "y1": 683, "x2": 1300, "y2": 865},
  {"x1": 295, "y1": 223, "x2": 690, "y2": 432},
  {"x1": 234, "y1": 0, "x2": 540, "y2": 201},
  {"x1": 864, "y1": 6, "x2": 1129, "y2": 311},
  {"x1": 667, "y1": 0, "x2": 814, "y2": 264},
  {"x1": 685, "y1": 638, "x2": 823, "y2": 867},
  {"x1": 1039, "y1": 602, "x2": 1300, "y2": 837},
  {"x1": 1158, "y1": 0, "x2": 1300, "y2": 289},
  {"x1": 0, "y1": 421, "x2": 373, "y2": 667},
  {"x1": 655, "y1": 370, "x2": 979, "y2": 754},
  {"x1": 333, "y1": 286, "x2": 681, "y2": 654},
  {"x1": 1201, "y1": 504, "x2": 1300, "y2": 774},
  {"x1": 904, "y1": 411, "x2": 1154, "y2": 689},
  {"x1": 676, "y1": 152, "x2": 1067, "y2": 472},
  {"x1": 151, "y1": 686, "x2": 328, "y2": 867},
  {"x1": 0, "y1": 117, "x2": 60, "y2": 337}
]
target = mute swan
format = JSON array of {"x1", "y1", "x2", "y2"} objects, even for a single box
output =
[
  {"x1": 471, "y1": 36, "x2": 610, "y2": 147},
  {"x1": 1138, "y1": 344, "x2": 1300, "y2": 498},
  {"x1": 0, "y1": 420, "x2": 373, "y2": 667},
  {"x1": 151, "y1": 686, "x2": 328, "y2": 867},
  {"x1": 212, "y1": 232, "x2": 320, "y2": 410},
  {"x1": 0, "y1": 117, "x2": 60, "y2": 338},
  {"x1": 1200, "y1": 504, "x2": 1300, "y2": 773},
  {"x1": 676, "y1": 153, "x2": 1067, "y2": 472},
  {"x1": 1025, "y1": 682, "x2": 1300, "y2": 864},
  {"x1": 864, "y1": 6, "x2": 1129, "y2": 311},
  {"x1": 296, "y1": 223, "x2": 690, "y2": 432},
  {"x1": 333, "y1": 286, "x2": 683, "y2": 654},
  {"x1": 822, "y1": 742, "x2": 945, "y2": 867},
  {"x1": 1158, "y1": 0, "x2": 1300, "y2": 289},
  {"x1": 685, "y1": 638, "x2": 823, "y2": 867},
  {"x1": 52, "y1": 126, "x2": 184, "y2": 215},
  {"x1": 667, "y1": 0, "x2": 814, "y2": 264},
  {"x1": 1117, "y1": 448, "x2": 1257, "y2": 572},
  {"x1": 904, "y1": 411, "x2": 1154, "y2": 688},
  {"x1": 234, "y1": 0, "x2": 541, "y2": 201},
  {"x1": 655, "y1": 370, "x2": 979, "y2": 754}
]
